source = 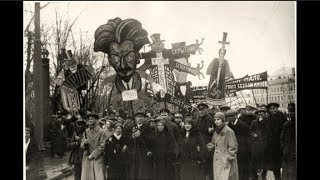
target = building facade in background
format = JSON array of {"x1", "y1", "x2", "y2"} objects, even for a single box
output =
[{"x1": 252, "y1": 67, "x2": 295, "y2": 111}]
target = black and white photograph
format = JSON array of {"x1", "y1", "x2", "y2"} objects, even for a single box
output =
[{"x1": 23, "y1": 1, "x2": 296, "y2": 180}]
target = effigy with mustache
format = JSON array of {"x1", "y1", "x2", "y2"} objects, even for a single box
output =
[{"x1": 94, "y1": 17, "x2": 150, "y2": 93}]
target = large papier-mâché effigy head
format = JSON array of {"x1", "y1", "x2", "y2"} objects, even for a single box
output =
[{"x1": 94, "y1": 18, "x2": 150, "y2": 79}]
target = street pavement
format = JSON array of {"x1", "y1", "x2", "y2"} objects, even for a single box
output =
[
  {"x1": 43, "y1": 150, "x2": 73, "y2": 180},
  {"x1": 41, "y1": 149, "x2": 278, "y2": 180}
]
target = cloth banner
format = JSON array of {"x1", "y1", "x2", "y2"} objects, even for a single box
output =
[
  {"x1": 226, "y1": 71, "x2": 268, "y2": 91},
  {"x1": 154, "y1": 91, "x2": 193, "y2": 111}
]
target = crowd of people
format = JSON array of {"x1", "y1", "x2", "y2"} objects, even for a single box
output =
[{"x1": 25, "y1": 101, "x2": 296, "y2": 180}]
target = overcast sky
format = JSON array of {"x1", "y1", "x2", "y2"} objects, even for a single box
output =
[{"x1": 24, "y1": 1, "x2": 295, "y2": 86}]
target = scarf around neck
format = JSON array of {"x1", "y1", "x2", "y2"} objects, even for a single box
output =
[{"x1": 215, "y1": 123, "x2": 226, "y2": 134}]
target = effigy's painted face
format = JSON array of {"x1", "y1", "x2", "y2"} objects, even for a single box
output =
[{"x1": 109, "y1": 40, "x2": 138, "y2": 78}]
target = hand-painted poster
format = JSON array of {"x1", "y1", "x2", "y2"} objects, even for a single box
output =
[{"x1": 225, "y1": 71, "x2": 268, "y2": 91}]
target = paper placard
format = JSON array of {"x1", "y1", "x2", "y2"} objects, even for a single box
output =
[{"x1": 122, "y1": 89, "x2": 138, "y2": 101}]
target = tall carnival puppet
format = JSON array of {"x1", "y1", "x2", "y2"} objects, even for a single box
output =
[
  {"x1": 94, "y1": 18, "x2": 150, "y2": 112},
  {"x1": 52, "y1": 49, "x2": 93, "y2": 115},
  {"x1": 206, "y1": 32, "x2": 233, "y2": 104}
]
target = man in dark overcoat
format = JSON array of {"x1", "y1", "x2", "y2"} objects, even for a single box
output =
[
  {"x1": 280, "y1": 103, "x2": 296, "y2": 180},
  {"x1": 264, "y1": 103, "x2": 287, "y2": 180},
  {"x1": 196, "y1": 103, "x2": 214, "y2": 180},
  {"x1": 127, "y1": 111, "x2": 155, "y2": 180},
  {"x1": 226, "y1": 109, "x2": 250, "y2": 180}
]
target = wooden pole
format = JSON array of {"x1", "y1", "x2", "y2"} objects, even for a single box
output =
[
  {"x1": 251, "y1": 89, "x2": 258, "y2": 107},
  {"x1": 130, "y1": 100, "x2": 135, "y2": 126},
  {"x1": 239, "y1": 90, "x2": 248, "y2": 106},
  {"x1": 266, "y1": 88, "x2": 269, "y2": 105},
  {"x1": 235, "y1": 93, "x2": 242, "y2": 107},
  {"x1": 33, "y1": 2, "x2": 45, "y2": 150}
]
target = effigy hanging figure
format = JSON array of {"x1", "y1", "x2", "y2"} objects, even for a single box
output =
[
  {"x1": 206, "y1": 32, "x2": 233, "y2": 103},
  {"x1": 94, "y1": 17, "x2": 150, "y2": 93}
]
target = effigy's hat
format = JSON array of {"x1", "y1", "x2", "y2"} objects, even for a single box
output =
[{"x1": 149, "y1": 33, "x2": 165, "y2": 46}]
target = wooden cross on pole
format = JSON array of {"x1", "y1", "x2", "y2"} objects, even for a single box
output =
[
  {"x1": 151, "y1": 52, "x2": 169, "y2": 98},
  {"x1": 218, "y1": 32, "x2": 230, "y2": 50},
  {"x1": 215, "y1": 32, "x2": 230, "y2": 88}
]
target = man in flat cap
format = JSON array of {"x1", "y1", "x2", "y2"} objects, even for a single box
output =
[
  {"x1": 196, "y1": 103, "x2": 214, "y2": 180},
  {"x1": 219, "y1": 105, "x2": 231, "y2": 115},
  {"x1": 226, "y1": 109, "x2": 250, "y2": 180},
  {"x1": 264, "y1": 103, "x2": 286, "y2": 180},
  {"x1": 249, "y1": 109, "x2": 270, "y2": 180},
  {"x1": 80, "y1": 113, "x2": 106, "y2": 180},
  {"x1": 280, "y1": 102, "x2": 296, "y2": 180},
  {"x1": 241, "y1": 105, "x2": 257, "y2": 127},
  {"x1": 159, "y1": 108, "x2": 181, "y2": 179},
  {"x1": 127, "y1": 110, "x2": 155, "y2": 180}
]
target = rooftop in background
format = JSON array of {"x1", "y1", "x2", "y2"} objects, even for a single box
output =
[{"x1": 269, "y1": 67, "x2": 295, "y2": 80}]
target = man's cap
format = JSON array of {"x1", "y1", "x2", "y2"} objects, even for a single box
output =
[
  {"x1": 135, "y1": 111, "x2": 147, "y2": 117},
  {"x1": 174, "y1": 113, "x2": 183, "y2": 118},
  {"x1": 267, "y1": 102, "x2": 280, "y2": 109},
  {"x1": 238, "y1": 106, "x2": 246, "y2": 111},
  {"x1": 287, "y1": 102, "x2": 295, "y2": 109},
  {"x1": 76, "y1": 119, "x2": 86, "y2": 124},
  {"x1": 258, "y1": 104, "x2": 267, "y2": 108},
  {"x1": 219, "y1": 105, "x2": 230, "y2": 111},
  {"x1": 159, "y1": 108, "x2": 170, "y2": 114},
  {"x1": 107, "y1": 117, "x2": 118, "y2": 121},
  {"x1": 225, "y1": 109, "x2": 238, "y2": 116},
  {"x1": 287, "y1": 102, "x2": 295, "y2": 112},
  {"x1": 254, "y1": 109, "x2": 267, "y2": 114},
  {"x1": 197, "y1": 103, "x2": 209, "y2": 109},
  {"x1": 84, "y1": 113, "x2": 100, "y2": 119},
  {"x1": 155, "y1": 116, "x2": 163, "y2": 122},
  {"x1": 246, "y1": 105, "x2": 257, "y2": 110}
]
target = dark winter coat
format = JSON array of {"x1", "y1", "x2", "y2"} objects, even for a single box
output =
[
  {"x1": 197, "y1": 114, "x2": 214, "y2": 143},
  {"x1": 179, "y1": 128, "x2": 206, "y2": 180},
  {"x1": 67, "y1": 132, "x2": 84, "y2": 165},
  {"x1": 240, "y1": 114, "x2": 256, "y2": 127},
  {"x1": 152, "y1": 128, "x2": 176, "y2": 180},
  {"x1": 105, "y1": 134, "x2": 129, "y2": 180},
  {"x1": 26, "y1": 137, "x2": 40, "y2": 180},
  {"x1": 55, "y1": 125, "x2": 68, "y2": 156},
  {"x1": 127, "y1": 123, "x2": 155, "y2": 180},
  {"x1": 228, "y1": 119, "x2": 250, "y2": 180},
  {"x1": 249, "y1": 118, "x2": 270, "y2": 169},
  {"x1": 280, "y1": 120, "x2": 296, "y2": 180},
  {"x1": 266, "y1": 111, "x2": 287, "y2": 169}
]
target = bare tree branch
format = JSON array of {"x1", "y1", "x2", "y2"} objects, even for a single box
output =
[{"x1": 24, "y1": 2, "x2": 51, "y2": 34}]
